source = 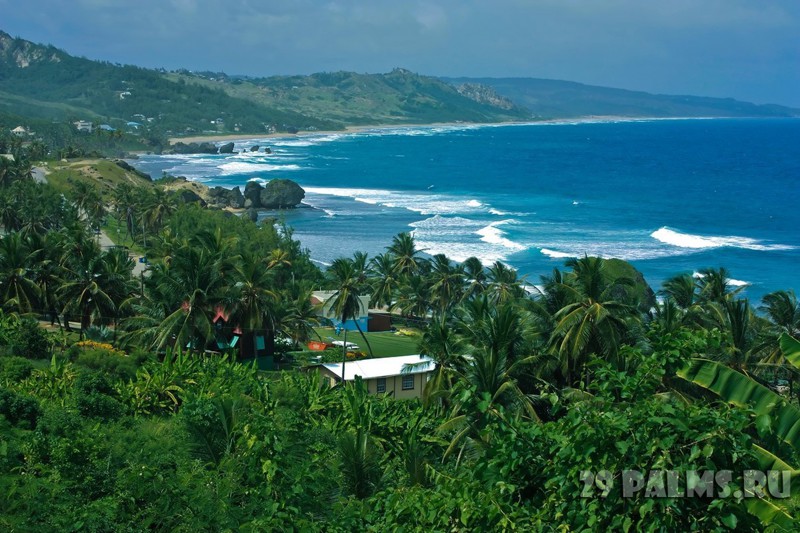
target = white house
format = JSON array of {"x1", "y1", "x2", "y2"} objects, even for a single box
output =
[
  {"x1": 10, "y1": 126, "x2": 28, "y2": 137},
  {"x1": 314, "y1": 354, "x2": 435, "y2": 399},
  {"x1": 73, "y1": 120, "x2": 93, "y2": 133}
]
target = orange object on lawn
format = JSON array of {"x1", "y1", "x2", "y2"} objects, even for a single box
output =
[{"x1": 307, "y1": 341, "x2": 329, "y2": 351}]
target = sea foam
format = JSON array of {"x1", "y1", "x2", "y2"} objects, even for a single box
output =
[
  {"x1": 475, "y1": 220, "x2": 526, "y2": 252},
  {"x1": 219, "y1": 162, "x2": 301, "y2": 175},
  {"x1": 651, "y1": 227, "x2": 795, "y2": 252},
  {"x1": 410, "y1": 216, "x2": 523, "y2": 264},
  {"x1": 303, "y1": 186, "x2": 490, "y2": 216}
]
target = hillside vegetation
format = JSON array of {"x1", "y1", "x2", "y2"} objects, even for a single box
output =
[
  {"x1": 0, "y1": 30, "x2": 528, "y2": 143},
  {"x1": 4, "y1": 28, "x2": 795, "y2": 155},
  {"x1": 444, "y1": 77, "x2": 800, "y2": 118},
  {"x1": 170, "y1": 68, "x2": 530, "y2": 125},
  {"x1": 3, "y1": 116, "x2": 800, "y2": 531}
]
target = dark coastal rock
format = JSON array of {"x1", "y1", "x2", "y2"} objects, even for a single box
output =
[
  {"x1": 259, "y1": 178, "x2": 305, "y2": 208},
  {"x1": 218, "y1": 142, "x2": 235, "y2": 154},
  {"x1": 209, "y1": 186, "x2": 229, "y2": 198},
  {"x1": 246, "y1": 208, "x2": 259, "y2": 222},
  {"x1": 264, "y1": 147, "x2": 272, "y2": 154},
  {"x1": 207, "y1": 185, "x2": 246, "y2": 209},
  {"x1": 170, "y1": 142, "x2": 218, "y2": 155},
  {"x1": 250, "y1": 145, "x2": 260, "y2": 152},
  {"x1": 177, "y1": 189, "x2": 207, "y2": 207},
  {"x1": 243, "y1": 181, "x2": 264, "y2": 207},
  {"x1": 229, "y1": 186, "x2": 245, "y2": 208},
  {"x1": 114, "y1": 159, "x2": 152, "y2": 181}
]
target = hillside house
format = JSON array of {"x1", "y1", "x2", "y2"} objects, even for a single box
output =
[
  {"x1": 73, "y1": 120, "x2": 93, "y2": 133},
  {"x1": 313, "y1": 354, "x2": 434, "y2": 399},
  {"x1": 10, "y1": 126, "x2": 28, "y2": 137}
]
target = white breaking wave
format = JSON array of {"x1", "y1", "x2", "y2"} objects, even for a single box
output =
[
  {"x1": 270, "y1": 133, "x2": 345, "y2": 147},
  {"x1": 538, "y1": 236, "x2": 699, "y2": 261},
  {"x1": 476, "y1": 220, "x2": 526, "y2": 252},
  {"x1": 692, "y1": 271, "x2": 750, "y2": 287},
  {"x1": 540, "y1": 248, "x2": 575, "y2": 259},
  {"x1": 651, "y1": 227, "x2": 795, "y2": 252},
  {"x1": 409, "y1": 215, "x2": 525, "y2": 264},
  {"x1": 303, "y1": 186, "x2": 489, "y2": 216},
  {"x1": 219, "y1": 162, "x2": 301, "y2": 175}
]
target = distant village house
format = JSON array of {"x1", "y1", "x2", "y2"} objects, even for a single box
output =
[{"x1": 73, "y1": 120, "x2": 93, "y2": 133}]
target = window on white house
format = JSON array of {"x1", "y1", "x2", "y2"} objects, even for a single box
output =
[
  {"x1": 402, "y1": 374, "x2": 414, "y2": 390},
  {"x1": 377, "y1": 378, "x2": 386, "y2": 393}
]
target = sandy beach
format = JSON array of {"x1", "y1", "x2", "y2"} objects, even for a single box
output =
[
  {"x1": 169, "y1": 125, "x2": 371, "y2": 145},
  {"x1": 167, "y1": 117, "x2": 697, "y2": 146}
]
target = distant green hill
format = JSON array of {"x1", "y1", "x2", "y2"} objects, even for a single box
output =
[
  {"x1": 170, "y1": 69, "x2": 531, "y2": 126},
  {"x1": 3, "y1": 28, "x2": 796, "y2": 148},
  {"x1": 0, "y1": 30, "x2": 340, "y2": 136},
  {"x1": 0, "y1": 30, "x2": 530, "y2": 139},
  {"x1": 442, "y1": 77, "x2": 800, "y2": 119}
]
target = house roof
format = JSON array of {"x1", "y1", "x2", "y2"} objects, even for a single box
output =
[{"x1": 320, "y1": 354, "x2": 434, "y2": 381}]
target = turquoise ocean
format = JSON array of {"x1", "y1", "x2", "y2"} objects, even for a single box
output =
[{"x1": 131, "y1": 118, "x2": 800, "y2": 301}]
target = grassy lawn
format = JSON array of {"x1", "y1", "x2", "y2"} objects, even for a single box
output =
[{"x1": 312, "y1": 326, "x2": 422, "y2": 358}]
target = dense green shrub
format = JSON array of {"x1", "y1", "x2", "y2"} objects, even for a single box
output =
[
  {"x1": 0, "y1": 386, "x2": 41, "y2": 428},
  {"x1": 73, "y1": 371, "x2": 124, "y2": 419},
  {"x1": 0, "y1": 356, "x2": 35, "y2": 382},
  {"x1": 74, "y1": 347, "x2": 140, "y2": 381},
  {"x1": 4, "y1": 318, "x2": 53, "y2": 360}
]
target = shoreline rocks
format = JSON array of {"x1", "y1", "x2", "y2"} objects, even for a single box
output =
[{"x1": 209, "y1": 179, "x2": 305, "y2": 210}]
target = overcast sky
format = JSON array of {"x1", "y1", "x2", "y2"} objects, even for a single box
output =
[{"x1": 2, "y1": 0, "x2": 798, "y2": 107}]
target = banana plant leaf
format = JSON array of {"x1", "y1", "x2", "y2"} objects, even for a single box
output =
[{"x1": 678, "y1": 359, "x2": 800, "y2": 453}]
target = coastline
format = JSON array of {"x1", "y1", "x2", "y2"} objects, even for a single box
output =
[{"x1": 167, "y1": 116, "x2": 729, "y2": 146}]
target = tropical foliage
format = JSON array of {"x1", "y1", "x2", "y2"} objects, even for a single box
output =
[{"x1": 3, "y1": 158, "x2": 800, "y2": 530}]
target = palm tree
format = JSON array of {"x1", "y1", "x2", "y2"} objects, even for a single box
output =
[
  {"x1": 0, "y1": 233, "x2": 41, "y2": 314},
  {"x1": 391, "y1": 274, "x2": 431, "y2": 321},
  {"x1": 427, "y1": 254, "x2": 465, "y2": 315},
  {"x1": 274, "y1": 285, "x2": 321, "y2": 348},
  {"x1": 59, "y1": 245, "x2": 117, "y2": 337},
  {"x1": 226, "y1": 253, "x2": 278, "y2": 359},
  {"x1": 696, "y1": 267, "x2": 744, "y2": 304},
  {"x1": 441, "y1": 300, "x2": 540, "y2": 460},
  {"x1": 462, "y1": 256, "x2": 487, "y2": 302},
  {"x1": 326, "y1": 255, "x2": 374, "y2": 379},
  {"x1": 387, "y1": 232, "x2": 423, "y2": 279},
  {"x1": 150, "y1": 245, "x2": 229, "y2": 352},
  {"x1": 143, "y1": 188, "x2": 177, "y2": 233},
  {"x1": 32, "y1": 236, "x2": 65, "y2": 327},
  {"x1": 0, "y1": 190, "x2": 22, "y2": 232},
  {"x1": 760, "y1": 290, "x2": 800, "y2": 337},
  {"x1": 417, "y1": 316, "x2": 468, "y2": 408},
  {"x1": 661, "y1": 272, "x2": 697, "y2": 310},
  {"x1": 548, "y1": 256, "x2": 638, "y2": 386},
  {"x1": 368, "y1": 252, "x2": 399, "y2": 309},
  {"x1": 486, "y1": 261, "x2": 526, "y2": 304},
  {"x1": 70, "y1": 181, "x2": 104, "y2": 228},
  {"x1": 716, "y1": 298, "x2": 758, "y2": 370}
]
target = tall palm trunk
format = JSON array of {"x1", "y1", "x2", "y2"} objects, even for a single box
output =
[{"x1": 353, "y1": 319, "x2": 374, "y2": 358}]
